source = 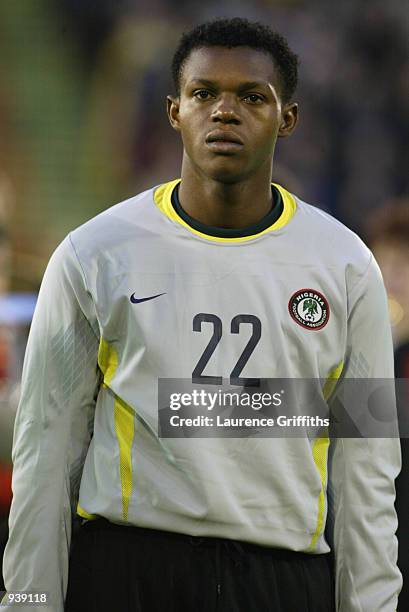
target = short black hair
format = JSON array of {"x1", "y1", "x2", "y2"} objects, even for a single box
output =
[{"x1": 171, "y1": 17, "x2": 299, "y2": 104}]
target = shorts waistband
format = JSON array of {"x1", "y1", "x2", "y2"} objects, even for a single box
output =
[{"x1": 81, "y1": 518, "x2": 331, "y2": 562}]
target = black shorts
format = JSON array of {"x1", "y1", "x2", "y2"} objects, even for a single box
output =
[{"x1": 65, "y1": 519, "x2": 335, "y2": 612}]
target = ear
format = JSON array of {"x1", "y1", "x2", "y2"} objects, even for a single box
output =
[
  {"x1": 167, "y1": 95, "x2": 181, "y2": 132},
  {"x1": 278, "y1": 102, "x2": 298, "y2": 138}
]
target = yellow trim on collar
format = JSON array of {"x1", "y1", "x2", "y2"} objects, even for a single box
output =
[{"x1": 153, "y1": 178, "x2": 297, "y2": 243}]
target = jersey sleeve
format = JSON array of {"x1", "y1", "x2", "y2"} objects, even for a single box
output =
[
  {"x1": 2, "y1": 235, "x2": 101, "y2": 612},
  {"x1": 327, "y1": 254, "x2": 402, "y2": 611}
]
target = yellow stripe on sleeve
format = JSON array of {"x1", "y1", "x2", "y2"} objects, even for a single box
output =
[
  {"x1": 98, "y1": 337, "x2": 119, "y2": 386},
  {"x1": 306, "y1": 361, "x2": 344, "y2": 552},
  {"x1": 114, "y1": 395, "x2": 135, "y2": 521},
  {"x1": 97, "y1": 337, "x2": 135, "y2": 520}
]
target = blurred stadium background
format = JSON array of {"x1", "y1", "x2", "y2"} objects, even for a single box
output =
[{"x1": 0, "y1": 0, "x2": 408, "y2": 600}]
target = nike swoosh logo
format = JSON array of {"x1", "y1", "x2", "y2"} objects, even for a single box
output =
[{"x1": 130, "y1": 292, "x2": 166, "y2": 304}]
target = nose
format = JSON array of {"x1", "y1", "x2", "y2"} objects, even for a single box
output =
[{"x1": 211, "y1": 94, "x2": 240, "y2": 124}]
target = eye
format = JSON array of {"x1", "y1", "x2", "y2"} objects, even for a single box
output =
[
  {"x1": 193, "y1": 90, "x2": 214, "y2": 100},
  {"x1": 243, "y1": 94, "x2": 264, "y2": 104}
]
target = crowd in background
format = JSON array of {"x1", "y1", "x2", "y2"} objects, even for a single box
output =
[
  {"x1": 0, "y1": 0, "x2": 407, "y2": 278},
  {"x1": 0, "y1": 0, "x2": 408, "y2": 602}
]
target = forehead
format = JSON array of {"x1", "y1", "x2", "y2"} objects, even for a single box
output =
[{"x1": 180, "y1": 46, "x2": 280, "y2": 90}]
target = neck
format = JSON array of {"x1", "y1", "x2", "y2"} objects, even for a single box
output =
[{"x1": 178, "y1": 156, "x2": 274, "y2": 229}]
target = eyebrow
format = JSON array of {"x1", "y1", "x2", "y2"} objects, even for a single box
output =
[{"x1": 189, "y1": 78, "x2": 270, "y2": 91}]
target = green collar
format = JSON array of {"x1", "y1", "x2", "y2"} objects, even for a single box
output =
[{"x1": 170, "y1": 183, "x2": 283, "y2": 239}]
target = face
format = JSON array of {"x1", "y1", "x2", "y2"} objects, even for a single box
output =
[{"x1": 167, "y1": 46, "x2": 298, "y2": 183}]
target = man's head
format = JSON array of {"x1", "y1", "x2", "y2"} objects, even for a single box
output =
[
  {"x1": 167, "y1": 18, "x2": 299, "y2": 184},
  {"x1": 171, "y1": 18, "x2": 299, "y2": 105}
]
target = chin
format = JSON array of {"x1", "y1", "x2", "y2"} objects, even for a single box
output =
[{"x1": 204, "y1": 162, "x2": 250, "y2": 184}]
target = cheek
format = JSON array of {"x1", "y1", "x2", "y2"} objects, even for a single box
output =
[
  {"x1": 253, "y1": 125, "x2": 279, "y2": 155},
  {"x1": 178, "y1": 108, "x2": 204, "y2": 143},
  {"x1": 178, "y1": 126, "x2": 196, "y2": 154},
  {"x1": 251, "y1": 114, "x2": 279, "y2": 142}
]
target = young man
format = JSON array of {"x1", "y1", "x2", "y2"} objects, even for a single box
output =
[{"x1": 3, "y1": 18, "x2": 401, "y2": 612}]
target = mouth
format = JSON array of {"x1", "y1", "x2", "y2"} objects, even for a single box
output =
[{"x1": 205, "y1": 130, "x2": 244, "y2": 154}]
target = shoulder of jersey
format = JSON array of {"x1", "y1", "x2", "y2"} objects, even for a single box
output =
[
  {"x1": 69, "y1": 186, "x2": 157, "y2": 246},
  {"x1": 292, "y1": 195, "x2": 372, "y2": 269},
  {"x1": 66, "y1": 185, "x2": 373, "y2": 275}
]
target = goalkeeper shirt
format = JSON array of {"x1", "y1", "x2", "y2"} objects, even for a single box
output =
[{"x1": 3, "y1": 179, "x2": 401, "y2": 611}]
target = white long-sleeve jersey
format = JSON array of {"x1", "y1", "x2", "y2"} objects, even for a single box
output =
[{"x1": 3, "y1": 180, "x2": 401, "y2": 611}]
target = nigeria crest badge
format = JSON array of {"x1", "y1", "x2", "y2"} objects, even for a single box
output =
[{"x1": 288, "y1": 289, "x2": 330, "y2": 330}]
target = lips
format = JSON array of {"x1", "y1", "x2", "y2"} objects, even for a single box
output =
[
  {"x1": 206, "y1": 130, "x2": 244, "y2": 145},
  {"x1": 205, "y1": 130, "x2": 244, "y2": 154}
]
